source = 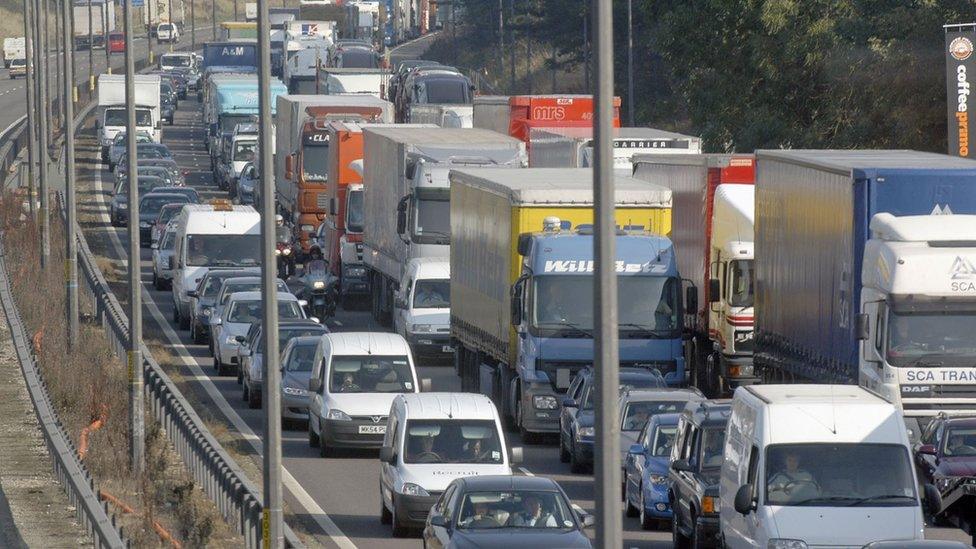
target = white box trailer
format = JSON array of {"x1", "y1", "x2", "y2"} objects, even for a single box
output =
[
  {"x1": 73, "y1": 0, "x2": 117, "y2": 49},
  {"x1": 2, "y1": 38, "x2": 25, "y2": 67},
  {"x1": 472, "y1": 95, "x2": 510, "y2": 134},
  {"x1": 529, "y1": 126, "x2": 702, "y2": 172},
  {"x1": 96, "y1": 74, "x2": 162, "y2": 156},
  {"x1": 144, "y1": 0, "x2": 186, "y2": 26},
  {"x1": 362, "y1": 126, "x2": 526, "y2": 325}
]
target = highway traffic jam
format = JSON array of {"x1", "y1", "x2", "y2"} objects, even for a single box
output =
[{"x1": 74, "y1": 6, "x2": 976, "y2": 549}]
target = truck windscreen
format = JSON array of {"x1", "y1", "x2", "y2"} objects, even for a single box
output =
[
  {"x1": 885, "y1": 310, "x2": 976, "y2": 366},
  {"x1": 531, "y1": 275, "x2": 680, "y2": 335},
  {"x1": 346, "y1": 190, "x2": 363, "y2": 233},
  {"x1": 728, "y1": 259, "x2": 754, "y2": 307},
  {"x1": 420, "y1": 79, "x2": 471, "y2": 104},
  {"x1": 302, "y1": 143, "x2": 329, "y2": 181},
  {"x1": 339, "y1": 50, "x2": 378, "y2": 68},
  {"x1": 203, "y1": 43, "x2": 258, "y2": 70},
  {"x1": 105, "y1": 109, "x2": 152, "y2": 126},
  {"x1": 412, "y1": 197, "x2": 450, "y2": 244},
  {"x1": 160, "y1": 54, "x2": 191, "y2": 68},
  {"x1": 185, "y1": 234, "x2": 261, "y2": 267},
  {"x1": 220, "y1": 114, "x2": 257, "y2": 132}
]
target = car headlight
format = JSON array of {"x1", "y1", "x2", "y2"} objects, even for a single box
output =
[
  {"x1": 202, "y1": 307, "x2": 212, "y2": 317},
  {"x1": 649, "y1": 474, "x2": 668, "y2": 485},
  {"x1": 282, "y1": 248, "x2": 291, "y2": 256},
  {"x1": 282, "y1": 386, "x2": 307, "y2": 396},
  {"x1": 577, "y1": 426, "x2": 595, "y2": 438},
  {"x1": 411, "y1": 323, "x2": 432, "y2": 333},
  {"x1": 313, "y1": 280, "x2": 326, "y2": 289},
  {"x1": 119, "y1": 203, "x2": 128, "y2": 209},
  {"x1": 702, "y1": 495, "x2": 717, "y2": 515},
  {"x1": 768, "y1": 540, "x2": 807, "y2": 549},
  {"x1": 274, "y1": 249, "x2": 281, "y2": 256},
  {"x1": 401, "y1": 483, "x2": 430, "y2": 497},
  {"x1": 326, "y1": 409, "x2": 351, "y2": 421},
  {"x1": 533, "y1": 395, "x2": 558, "y2": 410},
  {"x1": 225, "y1": 335, "x2": 239, "y2": 344}
]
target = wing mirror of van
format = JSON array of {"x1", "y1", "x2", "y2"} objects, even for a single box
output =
[
  {"x1": 509, "y1": 446, "x2": 523, "y2": 464},
  {"x1": 420, "y1": 378, "x2": 432, "y2": 392},
  {"x1": 856, "y1": 313, "x2": 870, "y2": 341},
  {"x1": 671, "y1": 458, "x2": 692, "y2": 472},
  {"x1": 235, "y1": 335, "x2": 246, "y2": 343},
  {"x1": 628, "y1": 444, "x2": 644, "y2": 455},
  {"x1": 429, "y1": 514, "x2": 449, "y2": 528},
  {"x1": 924, "y1": 483, "x2": 943, "y2": 516},
  {"x1": 379, "y1": 446, "x2": 397, "y2": 464},
  {"x1": 733, "y1": 484, "x2": 756, "y2": 515},
  {"x1": 562, "y1": 398, "x2": 578, "y2": 408},
  {"x1": 580, "y1": 513, "x2": 596, "y2": 528},
  {"x1": 308, "y1": 377, "x2": 322, "y2": 393}
]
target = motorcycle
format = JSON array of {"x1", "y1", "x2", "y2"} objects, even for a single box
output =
[{"x1": 298, "y1": 259, "x2": 338, "y2": 321}]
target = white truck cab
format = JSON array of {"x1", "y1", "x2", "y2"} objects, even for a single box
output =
[
  {"x1": 378, "y1": 392, "x2": 522, "y2": 536},
  {"x1": 720, "y1": 384, "x2": 932, "y2": 548},
  {"x1": 307, "y1": 332, "x2": 427, "y2": 455},
  {"x1": 394, "y1": 258, "x2": 450, "y2": 361},
  {"x1": 97, "y1": 74, "x2": 162, "y2": 159},
  {"x1": 859, "y1": 214, "x2": 976, "y2": 423},
  {"x1": 170, "y1": 203, "x2": 261, "y2": 329}
]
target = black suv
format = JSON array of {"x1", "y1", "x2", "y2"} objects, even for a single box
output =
[{"x1": 668, "y1": 400, "x2": 730, "y2": 548}]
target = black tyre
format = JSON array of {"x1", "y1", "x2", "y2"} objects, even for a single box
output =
[
  {"x1": 559, "y1": 435, "x2": 570, "y2": 463},
  {"x1": 308, "y1": 422, "x2": 319, "y2": 447},
  {"x1": 672, "y1": 510, "x2": 691, "y2": 549},
  {"x1": 569, "y1": 440, "x2": 587, "y2": 474},
  {"x1": 639, "y1": 488, "x2": 655, "y2": 530},
  {"x1": 242, "y1": 380, "x2": 249, "y2": 401},
  {"x1": 380, "y1": 496, "x2": 392, "y2": 525},
  {"x1": 247, "y1": 383, "x2": 260, "y2": 409},
  {"x1": 391, "y1": 498, "x2": 408, "y2": 538}
]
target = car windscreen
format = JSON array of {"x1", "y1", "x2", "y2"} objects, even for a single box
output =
[
  {"x1": 140, "y1": 195, "x2": 187, "y2": 215},
  {"x1": 421, "y1": 79, "x2": 470, "y2": 104},
  {"x1": 227, "y1": 300, "x2": 302, "y2": 322},
  {"x1": 160, "y1": 230, "x2": 176, "y2": 250},
  {"x1": 201, "y1": 272, "x2": 248, "y2": 297},
  {"x1": 649, "y1": 425, "x2": 677, "y2": 456},
  {"x1": 157, "y1": 205, "x2": 182, "y2": 224},
  {"x1": 621, "y1": 401, "x2": 686, "y2": 431},
  {"x1": 257, "y1": 327, "x2": 326, "y2": 353},
  {"x1": 403, "y1": 419, "x2": 503, "y2": 464},
  {"x1": 234, "y1": 140, "x2": 257, "y2": 162},
  {"x1": 765, "y1": 443, "x2": 917, "y2": 507},
  {"x1": 328, "y1": 355, "x2": 413, "y2": 394},
  {"x1": 301, "y1": 143, "x2": 329, "y2": 181},
  {"x1": 185, "y1": 234, "x2": 261, "y2": 267},
  {"x1": 137, "y1": 145, "x2": 172, "y2": 159},
  {"x1": 456, "y1": 490, "x2": 575, "y2": 530},
  {"x1": 412, "y1": 279, "x2": 449, "y2": 309},
  {"x1": 285, "y1": 342, "x2": 317, "y2": 372}
]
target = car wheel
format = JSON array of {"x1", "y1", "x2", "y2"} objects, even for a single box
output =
[
  {"x1": 570, "y1": 440, "x2": 587, "y2": 474},
  {"x1": 318, "y1": 422, "x2": 332, "y2": 457},
  {"x1": 152, "y1": 272, "x2": 159, "y2": 290},
  {"x1": 689, "y1": 512, "x2": 702, "y2": 549},
  {"x1": 559, "y1": 434, "x2": 570, "y2": 463},
  {"x1": 173, "y1": 302, "x2": 180, "y2": 324},
  {"x1": 626, "y1": 482, "x2": 639, "y2": 518},
  {"x1": 190, "y1": 322, "x2": 199, "y2": 344},
  {"x1": 237, "y1": 366, "x2": 243, "y2": 384},
  {"x1": 213, "y1": 355, "x2": 220, "y2": 372},
  {"x1": 242, "y1": 379, "x2": 249, "y2": 401},
  {"x1": 247, "y1": 384, "x2": 261, "y2": 409},
  {"x1": 380, "y1": 495, "x2": 392, "y2": 525},
  {"x1": 308, "y1": 420, "x2": 319, "y2": 447},
  {"x1": 391, "y1": 497, "x2": 408, "y2": 538},
  {"x1": 672, "y1": 507, "x2": 690, "y2": 549},
  {"x1": 639, "y1": 487, "x2": 655, "y2": 530},
  {"x1": 178, "y1": 309, "x2": 190, "y2": 330}
]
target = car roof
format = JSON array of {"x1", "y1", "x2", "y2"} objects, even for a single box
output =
[
  {"x1": 649, "y1": 412, "x2": 681, "y2": 426},
  {"x1": 228, "y1": 291, "x2": 295, "y2": 301},
  {"x1": 620, "y1": 388, "x2": 704, "y2": 403},
  {"x1": 684, "y1": 400, "x2": 732, "y2": 427},
  {"x1": 458, "y1": 475, "x2": 560, "y2": 492},
  {"x1": 141, "y1": 193, "x2": 188, "y2": 201},
  {"x1": 398, "y1": 393, "x2": 498, "y2": 420},
  {"x1": 324, "y1": 332, "x2": 409, "y2": 356}
]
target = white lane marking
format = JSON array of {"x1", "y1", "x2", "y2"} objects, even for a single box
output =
[{"x1": 92, "y1": 150, "x2": 357, "y2": 549}]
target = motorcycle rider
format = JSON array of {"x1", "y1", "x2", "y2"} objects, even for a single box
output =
[
  {"x1": 297, "y1": 246, "x2": 335, "y2": 320},
  {"x1": 275, "y1": 214, "x2": 295, "y2": 278}
]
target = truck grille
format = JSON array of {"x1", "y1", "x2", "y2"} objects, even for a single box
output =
[
  {"x1": 537, "y1": 360, "x2": 589, "y2": 391},
  {"x1": 901, "y1": 384, "x2": 976, "y2": 399}
]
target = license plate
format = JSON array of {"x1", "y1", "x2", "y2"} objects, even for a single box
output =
[
  {"x1": 442, "y1": 346, "x2": 453, "y2": 353},
  {"x1": 358, "y1": 425, "x2": 386, "y2": 434}
]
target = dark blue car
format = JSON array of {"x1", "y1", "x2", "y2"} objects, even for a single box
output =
[
  {"x1": 624, "y1": 412, "x2": 680, "y2": 529},
  {"x1": 559, "y1": 366, "x2": 666, "y2": 473}
]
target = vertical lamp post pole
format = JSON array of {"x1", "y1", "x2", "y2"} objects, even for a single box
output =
[
  {"x1": 38, "y1": 0, "x2": 51, "y2": 268},
  {"x1": 167, "y1": 0, "x2": 173, "y2": 52},
  {"x1": 53, "y1": 0, "x2": 61, "y2": 131},
  {"x1": 63, "y1": 0, "x2": 79, "y2": 348},
  {"x1": 258, "y1": 0, "x2": 283, "y2": 544},
  {"x1": 592, "y1": 0, "x2": 621, "y2": 546},
  {"x1": 627, "y1": 0, "x2": 634, "y2": 126},
  {"x1": 103, "y1": 0, "x2": 110, "y2": 73},
  {"x1": 497, "y1": 0, "x2": 503, "y2": 83},
  {"x1": 123, "y1": 0, "x2": 145, "y2": 476},
  {"x1": 147, "y1": 0, "x2": 154, "y2": 66},
  {"x1": 190, "y1": 0, "x2": 194, "y2": 49},
  {"x1": 211, "y1": 0, "x2": 215, "y2": 40},
  {"x1": 88, "y1": 0, "x2": 94, "y2": 90},
  {"x1": 23, "y1": 0, "x2": 37, "y2": 218}
]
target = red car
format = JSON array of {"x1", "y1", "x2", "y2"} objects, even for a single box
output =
[{"x1": 108, "y1": 32, "x2": 125, "y2": 53}]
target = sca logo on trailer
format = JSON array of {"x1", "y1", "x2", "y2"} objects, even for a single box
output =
[
  {"x1": 950, "y1": 255, "x2": 976, "y2": 292},
  {"x1": 951, "y1": 36, "x2": 974, "y2": 61}
]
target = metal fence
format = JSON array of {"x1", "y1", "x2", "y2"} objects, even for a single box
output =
[{"x1": 0, "y1": 34, "x2": 305, "y2": 548}]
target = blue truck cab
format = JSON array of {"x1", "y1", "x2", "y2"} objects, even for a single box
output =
[
  {"x1": 207, "y1": 78, "x2": 287, "y2": 174},
  {"x1": 509, "y1": 227, "x2": 689, "y2": 435}
]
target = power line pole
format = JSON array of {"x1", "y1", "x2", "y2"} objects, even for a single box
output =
[
  {"x1": 167, "y1": 0, "x2": 173, "y2": 52},
  {"x1": 190, "y1": 0, "x2": 194, "y2": 49},
  {"x1": 626, "y1": 0, "x2": 634, "y2": 126},
  {"x1": 258, "y1": 0, "x2": 283, "y2": 543},
  {"x1": 23, "y1": 0, "x2": 37, "y2": 219},
  {"x1": 210, "y1": 0, "x2": 215, "y2": 40},
  {"x1": 55, "y1": 0, "x2": 63, "y2": 131},
  {"x1": 123, "y1": 0, "x2": 145, "y2": 476},
  {"x1": 497, "y1": 0, "x2": 503, "y2": 84},
  {"x1": 103, "y1": 0, "x2": 110, "y2": 74},
  {"x1": 147, "y1": 0, "x2": 154, "y2": 66},
  {"x1": 88, "y1": 0, "x2": 94, "y2": 91},
  {"x1": 63, "y1": 0, "x2": 79, "y2": 348},
  {"x1": 592, "y1": 0, "x2": 621, "y2": 546},
  {"x1": 38, "y1": 0, "x2": 51, "y2": 268}
]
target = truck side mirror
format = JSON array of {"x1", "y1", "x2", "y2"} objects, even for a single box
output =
[
  {"x1": 685, "y1": 286, "x2": 698, "y2": 315},
  {"x1": 733, "y1": 484, "x2": 756, "y2": 515},
  {"x1": 396, "y1": 196, "x2": 409, "y2": 235},
  {"x1": 856, "y1": 313, "x2": 870, "y2": 341},
  {"x1": 285, "y1": 154, "x2": 294, "y2": 180},
  {"x1": 510, "y1": 277, "x2": 526, "y2": 327},
  {"x1": 308, "y1": 377, "x2": 322, "y2": 393},
  {"x1": 329, "y1": 198, "x2": 337, "y2": 216},
  {"x1": 708, "y1": 279, "x2": 721, "y2": 303},
  {"x1": 517, "y1": 233, "x2": 532, "y2": 256},
  {"x1": 379, "y1": 446, "x2": 397, "y2": 464}
]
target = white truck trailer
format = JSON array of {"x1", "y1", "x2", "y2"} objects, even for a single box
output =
[
  {"x1": 73, "y1": 0, "x2": 117, "y2": 49},
  {"x1": 362, "y1": 127, "x2": 527, "y2": 325},
  {"x1": 96, "y1": 74, "x2": 161, "y2": 160}
]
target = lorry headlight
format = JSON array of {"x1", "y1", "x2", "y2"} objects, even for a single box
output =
[
  {"x1": 649, "y1": 474, "x2": 667, "y2": 485},
  {"x1": 768, "y1": 540, "x2": 807, "y2": 549},
  {"x1": 577, "y1": 426, "x2": 595, "y2": 439},
  {"x1": 533, "y1": 395, "x2": 558, "y2": 410},
  {"x1": 345, "y1": 266, "x2": 366, "y2": 278},
  {"x1": 274, "y1": 249, "x2": 281, "y2": 256},
  {"x1": 400, "y1": 483, "x2": 430, "y2": 497},
  {"x1": 282, "y1": 248, "x2": 291, "y2": 256},
  {"x1": 313, "y1": 281, "x2": 325, "y2": 289},
  {"x1": 411, "y1": 324, "x2": 432, "y2": 333},
  {"x1": 119, "y1": 203, "x2": 128, "y2": 209},
  {"x1": 937, "y1": 477, "x2": 952, "y2": 491},
  {"x1": 326, "y1": 409, "x2": 351, "y2": 421}
]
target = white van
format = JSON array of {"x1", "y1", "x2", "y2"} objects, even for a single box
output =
[
  {"x1": 170, "y1": 203, "x2": 261, "y2": 329},
  {"x1": 378, "y1": 392, "x2": 522, "y2": 536},
  {"x1": 307, "y1": 332, "x2": 428, "y2": 455},
  {"x1": 720, "y1": 385, "x2": 933, "y2": 548},
  {"x1": 393, "y1": 258, "x2": 451, "y2": 360}
]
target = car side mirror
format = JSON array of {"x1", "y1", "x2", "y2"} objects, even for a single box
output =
[
  {"x1": 581, "y1": 513, "x2": 595, "y2": 528},
  {"x1": 235, "y1": 335, "x2": 246, "y2": 343},
  {"x1": 509, "y1": 446, "x2": 523, "y2": 464},
  {"x1": 856, "y1": 313, "x2": 870, "y2": 341},
  {"x1": 420, "y1": 378, "x2": 432, "y2": 392},
  {"x1": 924, "y1": 483, "x2": 943, "y2": 516},
  {"x1": 708, "y1": 278, "x2": 721, "y2": 303},
  {"x1": 685, "y1": 285, "x2": 698, "y2": 315},
  {"x1": 298, "y1": 299, "x2": 308, "y2": 308},
  {"x1": 671, "y1": 458, "x2": 691, "y2": 472},
  {"x1": 187, "y1": 290, "x2": 198, "y2": 298},
  {"x1": 395, "y1": 196, "x2": 408, "y2": 235},
  {"x1": 628, "y1": 444, "x2": 644, "y2": 455},
  {"x1": 733, "y1": 484, "x2": 756, "y2": 515},
  {"x1": 918, "y1": 444, "x2": 937, "y2": 456},
  {"x1": 308, "y1": 377, "x2": 322, "y2": 393},
  {"x1": 429, "y1": 515, "x2": 448, "y2": 528},
  {"x1": 379, "y1": 446, "x2": 397, "y2": 464},
  {"x1": 562, "y1": 398, "x2": 578, "y2": 408}
]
